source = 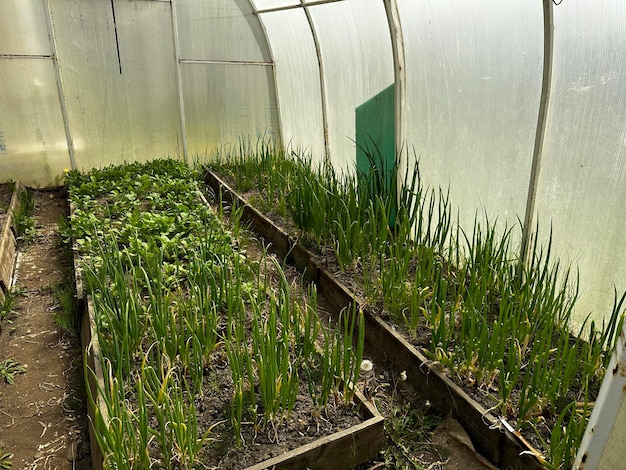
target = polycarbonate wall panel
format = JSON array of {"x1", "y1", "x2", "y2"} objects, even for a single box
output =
[
  {"x1": 182, "y1": 63, "x2": 279, "y2": 159},
  {"x1": 399, "y1": 0, "x2": 543, "y2": 234},
  {"x1": 0, "y1": 0, "x2": 51, "y2": 55},
  {"x1": 0, "y1": 60, "x2": 71, "y2": 187},
  {"x1": 310, "y1": 0, "x2": 394, "y2": 172},
  {"x1": 177, "y1": 0, "x2": 271, "y2": 62},
  {"x1": 538, "y1": 0, "x2": 626, "y2": 327},
  {"x1": 50, "y1": 0, "x2": 181, "y2": 170},
  {"x1": 260, "y1": 9, "x2": 325, "y2": 162}
]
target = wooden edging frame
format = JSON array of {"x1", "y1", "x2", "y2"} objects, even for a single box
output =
[
  {"x1": 205, "y1": 169, "x2": 546, "y2": 470},
  {"x1": 245, "y1": 390, "x2": 383, "y2": 470},
  {"x1": 0, "y1": 182, "x2": 25, "y2": 302},
  {"x1": 71, "y1": 193, "x2": 384, "y2": 470}
]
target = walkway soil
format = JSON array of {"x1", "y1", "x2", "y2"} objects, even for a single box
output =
[{"x1": 0, "y1": 189, "x2": 91, "y2": 469}]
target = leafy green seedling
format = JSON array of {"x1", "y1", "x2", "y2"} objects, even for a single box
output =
[{"x1": 0, "y1": 359, "x2": 27, "y2": 384}]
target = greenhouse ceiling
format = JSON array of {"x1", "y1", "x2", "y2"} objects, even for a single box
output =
[{"x1": 0, "y1": 0, "x2": 625, "y2": 328}]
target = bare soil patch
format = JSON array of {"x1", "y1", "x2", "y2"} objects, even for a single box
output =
[{"x1": 0, "y1": 189, "x2": 91, "y2": 469}]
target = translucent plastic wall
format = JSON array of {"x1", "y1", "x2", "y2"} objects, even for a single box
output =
[
  {"x1": 0, "y1": 0, "x2": 279, "y2": 184},
  {"x1": 308, "y1": 0, "x2": 393, "y2": 172},
  {"x1": 257, "y1": 0, "x2": 394, "y2": 171},
  {"x1": 50, "y1": 0, "x2": 181, "y2": 171},
  {"x1": 538, "y1": 0, "x2": 626, "y2": 328},
  {"x1": 0, "y1": 0, "x2": 71, "y2": 186},
  {"x1": 259, "y1": 10, "x2": 325, "y2": 161},
  {"x1": 399, "y1": 0, "x2": 544, "y2": 236},
  {"x1": 396, "y1": 0, "x2": 625, "y2": 327},
  {"x1": 177, "y1": 0, "x2": 279, "y2": 159}
]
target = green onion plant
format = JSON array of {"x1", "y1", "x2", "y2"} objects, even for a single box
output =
[{"x1": 207, "y1": 144, "x2": 626, "y2": 468}]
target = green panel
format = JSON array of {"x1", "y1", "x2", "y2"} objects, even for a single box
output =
[
  {"x1": 356, "y1": 84, "x2": 395, "y2": 182},
  {"x1": 355, "y1": 84, "x2": 395, "y2": 223}
]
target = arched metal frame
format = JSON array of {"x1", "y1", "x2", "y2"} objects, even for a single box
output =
[
  {"x1": 172, "y1": 0, "x2": 277, "y2": 161},
  {"x1": 382, "y1": 0, "x2": 406, "y2": 206},
  {"x1": 521, "y1": 0, "x2": 554, "y2": 264},
  {"x1": 170, "y1": 0, "x2": 189, "y2": 164},
  {"x1": 253, "y1": 0, "x2": 346, "y2": 164},
  {"x1": 1, "y1": 0, "x2": 622, "y2": 334},
  {"x1": 43, "y1": 0, "x2": 76, "y2": 170}
]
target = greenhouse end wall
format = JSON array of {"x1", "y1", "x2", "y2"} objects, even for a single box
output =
[{"x1": 0, "y1": 0, "x2": 279, "y2": 185}]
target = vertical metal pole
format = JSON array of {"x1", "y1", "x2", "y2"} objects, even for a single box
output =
[
  {"x1": 170, "y1": 0, "x2": 189, "y2": 164},
  {"x1": 383, "y1": 0, "x2": 406, "y2": 188},
  {"x1": 301, "y1": 0, "x2": 332, "y2": 164},
  {"x1": 44, "y1": 0, "x2": 77, "y2": 170},
  {"x1": 520, "y1": 0, "x2": 554, "y2": 263},
  {"x1": 252, "y1": 4, "x2": 283, "y2": 152}
]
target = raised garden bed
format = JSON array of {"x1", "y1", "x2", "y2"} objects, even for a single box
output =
[
  {"x1": 202, "y1": 148, "x2": 626, "y2": 469},
  {"x1": 205, "y1": 169, "x2": 546, "y2": 469},
  {"x1": 68, "y1": 160, "x2": 384, "y2": 469}
]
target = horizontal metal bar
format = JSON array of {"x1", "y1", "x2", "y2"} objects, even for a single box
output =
[
  {"x1": 179, "y1": 58, "x2": 273, "y2": 66},
  {"x1": 255, "y1": 0, "x2": 346, "y2": 15},
  {"x1": 0, "y1": 54, "x2": 54, "y2": 59}
]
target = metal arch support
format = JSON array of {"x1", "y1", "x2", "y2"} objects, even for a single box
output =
[
  {"x1": 171, "y1": 0, "x2": 279, "y2": 163},
  {"x1": 170, "y1": 0, "x2": 190, "y2": 164},
  {"x1": 253, "y1": 0, "x2": 347, "y2": 164},
  {"x1": 249, "y1": 0, "x2": 285, "y2": 153},
  {"x1": 299, "y1": 0, "x2": 332, "y2": 164},
  {"x1": 574, "y1": 319, "x2": 626, "y2": 469},
  {"x1": 44, "y1": 0, "x2": 77, "y2": 171},
  {"x1": 254, "y1": 0, "x2": 344, "y2": 14},
  {"x1": 383, "y1": 0, "x2": 407, "y2": 189},
  {"x1": 520, "y1": 0, "x2": 554, "y2": 263}
]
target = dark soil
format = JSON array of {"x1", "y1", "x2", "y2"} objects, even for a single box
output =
[
  {"x1": 0, "y1": 189, "x2": 91, "y2": 469},
  {"x1": 191, "y1": 227, "x2": 369, "y2": 468},
  {"x1": 195, "y1": 362, "x2": 362, "y2": 469}
]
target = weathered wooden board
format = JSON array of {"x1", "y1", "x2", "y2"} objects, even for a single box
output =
[
  {"x1": 68, "y1": 200, "x2": 85, "y2": 304},
  {"x1": 0, "y1": 226, "x2": 15, "y2": 299},
  {"x1": 80, "y1": 296, "x2": 106, "y2": 470},
  {"x1": 0, "y1": 182, "x2": 24, "y2": 300},
  {"x1": 245, "y1": 390, "x2": 384, "y2": 470},
  {"x1": 204, "y1": 169, "x2": 546, "y2": 470}
]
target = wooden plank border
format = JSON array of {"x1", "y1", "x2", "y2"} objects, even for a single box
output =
[
  {"x1": 0, "y1": 182, "x2": 24, "y2": 301},
  {"x1": 245, "y1": 390, "x2": 384, "y2": 470}
]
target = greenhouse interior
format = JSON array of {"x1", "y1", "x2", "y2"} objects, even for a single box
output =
[{"x1": 0, "y1": 0, "x2": 624, "y2": 468}]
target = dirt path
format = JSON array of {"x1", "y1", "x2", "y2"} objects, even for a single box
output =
[{"x1": 0, "y1": 189, "x2": 90, "y2": 469}]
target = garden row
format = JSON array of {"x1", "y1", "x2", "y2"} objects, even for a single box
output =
[
  {"x1": 67, "y1": 160, "x2": 383, "y2": 469},
  {"x1": 204, "y1": 144, "x2": 625, "y2": 470}
]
